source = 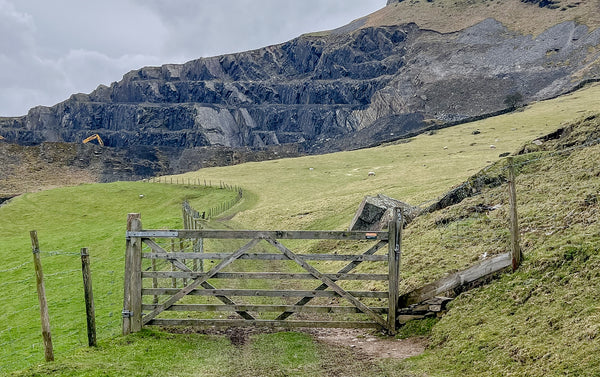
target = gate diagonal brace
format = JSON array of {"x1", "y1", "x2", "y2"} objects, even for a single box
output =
[
  {"x1": 276, "y1": 240, "x2": 387, "y2": 321},
  {"x1": 265, "y1": 238, "x2": 391, "y2": 333},
  {"x1": 142, "y1": 238, "x2": 259, "y2": 324}
]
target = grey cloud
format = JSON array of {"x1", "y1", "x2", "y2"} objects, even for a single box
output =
[{"x1": 0, "y1": 0, "x2": 386, "y2": 116}]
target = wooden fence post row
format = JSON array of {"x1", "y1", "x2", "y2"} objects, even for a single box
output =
[
  {"x1": 30, "y1": 230, "x2": 54, "y2": 362},
  {"x1": 150, "y1": 176, "x2": 242, "y2": 193}
]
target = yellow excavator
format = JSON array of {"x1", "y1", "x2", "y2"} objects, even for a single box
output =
[
  {"x1": 82, "y1": 134, "x2": 104, "y2": 146},
  {"x1": 0, "y1": 135, "x2": 4, "y2": 140}
]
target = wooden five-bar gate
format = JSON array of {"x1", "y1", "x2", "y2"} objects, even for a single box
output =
[{"x1": 123, "y1": 210, "x2": 402, "y2": 335}]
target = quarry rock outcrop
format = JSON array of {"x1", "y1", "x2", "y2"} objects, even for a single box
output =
[{"x1": 1, "y1": 14, "x2": 599, "y2": 173}]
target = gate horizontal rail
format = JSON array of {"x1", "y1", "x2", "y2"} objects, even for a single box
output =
[
  {"x1": 148, "y1": 319, "x2": 382, "y2": 329},
  {"x1": 141, "y1": 252, "x2": 388, "y2": 262},
  {"x1": 142, "y1": 288, "x2": 389, "y2": 298},
  {"x1": 127, "y1": 230, "x2": 389, "y2": 241},
  {"x1": 141, "y1": 304, "x2": 388, "y2": 314},
  {"x1": 141, "y1": 272, "x2": 389, "y2": 280}
]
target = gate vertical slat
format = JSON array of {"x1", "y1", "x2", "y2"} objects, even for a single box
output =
[{"x1": 170, "y1": 239, "x2": 176, "y2": 288}]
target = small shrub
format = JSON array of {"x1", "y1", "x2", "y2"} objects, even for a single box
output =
[{"x1": 504, "y1": 92, "x2": 524, "y2": 109}]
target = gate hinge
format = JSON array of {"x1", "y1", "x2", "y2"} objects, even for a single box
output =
[{"x1": 122, "y1": 310, "x2": 133, "y2": 318}]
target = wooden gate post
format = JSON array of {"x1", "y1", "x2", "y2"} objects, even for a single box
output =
[
  {"x1": 30, "y1": 230, "x2": 54, "y2": 362},
  {"x1": 123, "y1": 213, "x2": 143, "y2": 334},
  {"x1": 80, "y1": 248, "x2": 97, "y2": 347},
  {"x1": 507, "y1": 157, "x2": 522, "y2": 271},
  {"x1": 387, "y1": 209, "x2": 402, "y2": 334}
]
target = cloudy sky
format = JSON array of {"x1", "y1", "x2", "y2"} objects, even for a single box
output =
[{"x1": 0, "y1": 0, "x2": 387, "y2": 117}]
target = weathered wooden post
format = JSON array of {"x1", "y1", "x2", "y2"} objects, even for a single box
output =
[
  {"x1": 80, "y1": 248, "x2": 97, "y2": 347},
  {"x1": 30, "y1": 230, "x2": 54, "y2": 361},
  {"x1": 507, "y1": 157, "x2": 522, "y2": 271},
  {"x1": 387, "y1": 208, "x2": 402, "y2": 335},
  {"x1": 123, "y1": 213, "x2": 142, "y2": 334},
  {"x1": 182, "y1": 203, "x2": 188, "y2": 230}
]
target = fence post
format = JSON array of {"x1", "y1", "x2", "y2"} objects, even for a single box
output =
[
  {"x1": 182, "y1": 202, "x2": 189, "y2": 229},
  {"x1": 80, "y1": 248, "x2": 97, "y2": 347},
  {"x1": 387, "y1": 209, "x2": 402, "y2": 335},
  {"x1": 507, "y1": 157, "x2": 522, "y2": 271},
  {"x1": 30, "y1": 230, "x2": 54, "y2": 362},
  {"x1": 123, "y1": 213, "x2": 142, "y2": 334}
]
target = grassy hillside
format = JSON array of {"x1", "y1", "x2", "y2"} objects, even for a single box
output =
[
  {"x1": 404, "y1": 114, "x2": 600, "y2": 376},
  {"x1": 2, "y1": 83, "x2": 599, "y2": 375},
  {"x1": 366, "y1": 0, "x2": 600, "y2": 35}
]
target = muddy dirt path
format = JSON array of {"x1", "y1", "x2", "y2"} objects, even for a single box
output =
[{"x1": 305, "y1": 328, "x2": 428, "y2": 360}]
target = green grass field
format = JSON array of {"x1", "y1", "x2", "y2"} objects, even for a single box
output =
[
  {"x1": 0, "y1": 182, "x2": 239, "y2": 373},
  {"x1": 2, "y1": 83, "x2": 600, "y2": 376}
]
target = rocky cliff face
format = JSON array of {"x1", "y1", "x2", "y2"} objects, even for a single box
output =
[{"x1": 1, "y1": 11, "x2": 599, "y2": 169}]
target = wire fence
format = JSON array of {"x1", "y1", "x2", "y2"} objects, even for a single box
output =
[
  {"x1": 150, "y1": 177, "x2": 244, "y2": 220},
  {"x1": 0, "y1": 249, "x2": 122, "y2": 373}
]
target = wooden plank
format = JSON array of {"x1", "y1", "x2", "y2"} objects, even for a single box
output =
[
  {"x1": 142, "y1": 271, "x2": 389, "y2": 281},
  {"x1": 128, "y1": 229, "x2": 389, "y2": 241},
  {"x1": 142, "y1": 288, "x2": 389, "y2": 298},
  {"x1": 265, "y1": 238, "x2": 390, "y2": 332},
  {"x1": 80, "y1": 248, "x2": 97, "y2": 347},
  {"x1": 147, "y1": 319, "x2": 381, "y2": 329},
  {"x1": 276, "y1": 240, "x2": 388, "y2": 321},
  {"x1": 142, "y1": 252, "x2": 388, "y2": 262},
  {"x1": 399, "y1": 252, "x2": 512, "y2": 306},
  {"x1": 142, "y1": 239, "x2": 255, "y2": 320},
  {"x1": 142, "y1": 238, "x2": 260, "y2": 325},
  {"x1": 30, "y1": 230, "x2": 54, "y2": 362},
  {"x1": 142, "y1": 304, "x2": 388, "y2": 314},
  {"x1": 397, "y1": 314, "x2": 427, "y2": 324},
  {"x1": 387, "y1": 209, "x2": 401, "y2": 335}
]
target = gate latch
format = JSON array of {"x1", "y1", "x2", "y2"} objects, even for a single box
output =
[{"x1": 122, "y1": 310, "x2": 133, "y2": 318}]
